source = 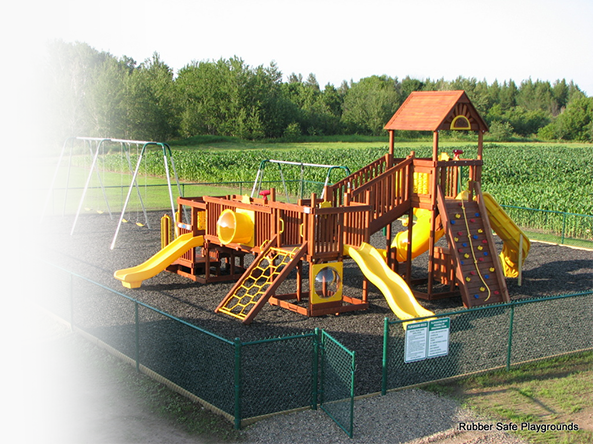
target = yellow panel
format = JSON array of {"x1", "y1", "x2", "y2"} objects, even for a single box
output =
[
  {"x1": 450, "y1": 115, "x2": 471, "y2": 130},
  {"x1": 236, "y1": 208, "x2": 255, "y2": 247},
  {"x1": 310, "y1": 262, "x2": 343, "y2": 304}
]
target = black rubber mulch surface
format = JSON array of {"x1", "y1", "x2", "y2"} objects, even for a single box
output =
[{"x1": 40, "y1": 212, "x2": 592, "y2": 397}]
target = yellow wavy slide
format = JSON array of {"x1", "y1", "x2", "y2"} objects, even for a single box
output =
[
  {"x1": 482, "y1": 192, "x2": 530, "y2": 278},
  {"x1": 114, "y1": 233, "x2": 204, "y2": 289},
  {"x1": 344, "y1": 242, "x2": 434, "y2": 324}
]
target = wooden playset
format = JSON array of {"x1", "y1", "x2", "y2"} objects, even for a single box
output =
[{"x1": 116, "y1": 91, "x2": 530, "y2": 324}]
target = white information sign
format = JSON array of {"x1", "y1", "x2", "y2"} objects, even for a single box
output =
[{"x1": 404, "y1": 318, "x2": 450, "y2": 363}]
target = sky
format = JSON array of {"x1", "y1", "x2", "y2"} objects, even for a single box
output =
[{"x1": 7, "y1": 0, "x2": 593, "y2": 96}]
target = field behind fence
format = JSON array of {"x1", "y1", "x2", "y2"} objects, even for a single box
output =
[{"x1": 43, "y1": 180, "x2": 593, "y2": 249}]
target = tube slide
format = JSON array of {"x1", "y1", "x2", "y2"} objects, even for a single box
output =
[
  {"x1": 482, "y1": 192, "x2": 530, "y2": 278},
  {"x1": 344, "y1": 242, "x2": 434, "y2": 324},
  {"x1": 392, "y1": 208, "x2": 444, "y2": 262},
  {"x1": 114, "y1": 233, "x2": 204, "y2": 289}
]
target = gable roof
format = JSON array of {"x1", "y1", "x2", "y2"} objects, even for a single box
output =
[{"x1": 384, "y1": 90, "x2": 488, "y2": 132}]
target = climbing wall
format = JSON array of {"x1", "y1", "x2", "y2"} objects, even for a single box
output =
[{"x1": 437, "y1": 194, "x2": 510, "y2": 308}]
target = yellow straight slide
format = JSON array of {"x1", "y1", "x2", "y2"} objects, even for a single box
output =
[
  {"x1": 344, "y1": 242, "x2": 434, "y2": 324},
  {"x1": 482, "y1": 193, "x2": 530, "y2": 278},
  {"x1": 114, "y1": 233, "x2": 204, "y2": 289}
]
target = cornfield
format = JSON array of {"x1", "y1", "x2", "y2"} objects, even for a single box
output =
[{"x1": 71, "y1": 143, "x2": 593, "y2": 238}]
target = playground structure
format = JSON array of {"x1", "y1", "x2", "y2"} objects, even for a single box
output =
[{"x1": 115, "y1": 91, "x2": 530, "y2": 324}]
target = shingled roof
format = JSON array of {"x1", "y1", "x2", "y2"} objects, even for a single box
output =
[{"x1": 384, "y1": 90, "x2": 488, "y2": 132}]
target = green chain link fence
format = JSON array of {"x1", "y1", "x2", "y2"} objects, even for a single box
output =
[
  {"x1": 320, "y1": 331, "x2": 356, "y2": 438},
  {"x1": 35, "y1": 261, "x2": 591, "y2": 438},
  {"x1": 501, "y1": 204, "x2": 593, "y2": 246},
  {"x1": 36, "y1": 262, "x2": 356, "y2": 434},
  {"x1": 382, "y1": 291, "x2": 593, "y2": 394}
]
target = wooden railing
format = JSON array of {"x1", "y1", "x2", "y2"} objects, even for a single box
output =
[
  {"x1": 201, "y1": 195, "x2": 273, "y2": 252},
  {"x1": 326, "y1": 154, "x2": 391, "y2": 206},
  {"x1": 347, "y1": 156, "x2": 413, "y2": 233}
]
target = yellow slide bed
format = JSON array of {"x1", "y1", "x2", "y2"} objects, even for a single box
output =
[
  {"x1": 482, "y1": 193, "x2": 530, "y2": 278},
  {"x1": 344, "y1": 242, "x2": 434, "y2": 325},
  {"x1": 114, "y1": 233, "x2": 204, "y2": 289}
]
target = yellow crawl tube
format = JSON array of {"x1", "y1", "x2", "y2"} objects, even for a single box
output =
[{"x1": 392, "y1": 208, "x2": 444, "y2": 262}]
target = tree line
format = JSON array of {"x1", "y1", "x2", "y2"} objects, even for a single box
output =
[{"x1": 43, "y1": 40, "x2": 593, "y2": 145}]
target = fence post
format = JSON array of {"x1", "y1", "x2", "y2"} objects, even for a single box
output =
[
  {"x1": 312, "y1": 328, "x2": 320, "y2": 410},
  {"x1": 234, "y1": 338, "x2": 242, "y2": 429},
  {"x1": 135, "y1": 301, "x2": 140, "y2": 372},
  {"x1": 382, "y1": 317, "x2": 389, "y2": 395},
  {"x1": 69, "y1": 273, "x2": 74, "y2": 330},
  {"x1": 506, "y1": 304, "x2": 515, "y2": 371},
  {"x1": 561, "y1": 212, "x2": 567, "y2": 244}
]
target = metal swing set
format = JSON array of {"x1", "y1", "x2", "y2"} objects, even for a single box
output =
[
  {"x1": 250, "y1": 159, "x2": 351, "y2": 202},
  {"x1": 42, "y1": 137, "x2": 184, "y2": 250}
]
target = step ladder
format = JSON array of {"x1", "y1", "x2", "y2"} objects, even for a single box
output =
[
  {"x1": 437, "y1": 188, "x2": 509, "y2": 308},
  {"x1": 215, "y1": 237, "x2": 308, "y2": 324}
]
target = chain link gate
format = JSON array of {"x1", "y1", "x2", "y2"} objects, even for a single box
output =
[{"x1": 320, "y1": 330, "x2": 356, "y2": 438}]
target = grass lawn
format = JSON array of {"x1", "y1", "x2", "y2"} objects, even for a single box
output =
[{"x1": 424, "y1": 351, "x2": 593, "y2": 444}]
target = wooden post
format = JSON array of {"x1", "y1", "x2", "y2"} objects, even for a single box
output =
[
  {"x1": 475, "y1": 131, "x2": 484, "y2": 183},
  {"x1": 296, "y1": 260, "x2": 303, "y2": 301},
  {"x1": 427, "y1": 133, "x2": 440, "y2": 297},
  {"x1": 405, "y1": 205, "x2": 414, "y2": 285},
  {"x1": 388, "y1": 130, "x2": 395, "y2": 167},
  {"x1": 432, "y1": 131, "x2": 439, "y2": 161},
  {"x1": 477, "y1": 131, "x2": 484, "y2": 160},
  {"x1": 386, "y1": 221, "x2": 393, "y2": 270}
]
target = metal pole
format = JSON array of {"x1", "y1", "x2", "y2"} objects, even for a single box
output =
[
  {"x1": 312, "y1": 328, "x2": 320, "y2": 409},
  {"x1": 561, "y1": 212, "x2": 567, "y2": 244},
  {"x1": 93, "y1": 139, "x2": 113, "y2": 219},
  {"x1": 135, "y1": 302, "x2": 140, "y2": 372},
  {"x1": 233, "y1": 338, "x2": 242, "y2": 430},
  {"x1": 110, "y1": 144, "x2": 146, "y2": 249},
  {"x1": 164, "y1": 143, "x2": 188, "y2": 223},
  {"x1": 41, "y1": 137, "x2": 72, "y2": 223},
  {"x1": 382, "y1": 317, "x2": 389, "y2": 395},
  {"x1": 162, "y1": 147, "x2": 176, "y2": 224},
  {"x1": 69, "y1": 273, "x2": 74, "y2": 331},
  {"x1": 506, "y1": 304, "x2": 515, "y2": 371},
  {"x1": 250, "y1": 160, "x2": 267, "y2": 198},
  {"x1": 278, "y1": 163, "x2": 290, "y2": 203},
  {"x1": 71, "y1": 139, "x2": 104, "y2": 235}
]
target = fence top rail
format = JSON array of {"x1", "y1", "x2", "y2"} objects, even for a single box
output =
[
  {"x1": 43, "y1": 259, "x2": 235, "y2": 345},
  {"x1": 241, "y1": 332, "x2": 318, "y2": 347},
  {"x1": 386, "y1": 290, "x2": 593, "y2": 326},
  {"x1": 500, "y1": 204, "x2": 593, "y2": 218}
]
